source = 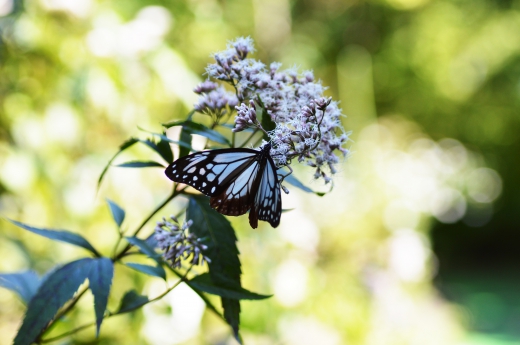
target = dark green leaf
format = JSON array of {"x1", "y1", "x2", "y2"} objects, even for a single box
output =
[
  {"x1": 178, "y1": 126, "x2": 193, "y2": 158},
  {"x1": 115, "y1": 161, "x2": 165, "y2": 168},
  {"x1": 125, "y1": 263, "x2": 166, "y2": 280},
  {"x1": 163, "y1": 120, "x2": 230, "y2": 146},
  {"x1": 190, "y1": 273, "x2": 271, "y2": 300},
  {"x1": 8, "y1": 219, "x2": 101, "y2": 257},
  {"x1": 98, "y1": 138, "x2": 139, "y2": 188},
  {"x1": 137, "y1": 127, "x2": 193, "y2": 151},
  {"x1": 137, "y1": 138, "x2": 173, "y2": 164},
  {"x1": 156, "y1": 136, "x2": 174, "y2": 163},
  {"x1": 222, "y1": 298, "x2": 241, "y2": 343},
  {"x1": 87, "y1": 258, "x2": 114, "y2": 336},
  {"x1": 14, "y1": 258, "x2": 94, "y2": 345},
  {"x1": 187, "y1": 196, "x2": 242, "y2": 341},
  {"x1": 117, "y1": 290, "x2": 149, "y2": 314},
  {"x1": 257, "y1": 98, "x2": 276, "y2": 142},
  {"x1": 0, "y1": 271, "x2": 40, "y2": 304},
  {"x1": 125, "y1": 236, "x2": 160, "y2": 261},
  {"x1": 106, "y1": 199, "x2": 125, "y2": 228},
  {"x1": 187, "y1": 197, "x2": 241, "y2": 284}
]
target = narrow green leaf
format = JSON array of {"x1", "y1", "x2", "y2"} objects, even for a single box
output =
[
  {"x1": 156, "y1": 136, "x2": 174, "y2": 163},
  {"x1": 106, "y1": 199, "x2": 125, "y2": 228},
  {"x1": 115, "y1": 161, "x2": 165, "y2": 168},
  {"x1": 13, "y1": 259, "x2": 93, "y2": 345},
  {"x1": 163, "y1": 120, "x2": 230, "y2": 146},
  {"x1": 222, "y1": 298, "x2": 241, "y2": 343},
  {"x1": 145, "y1": 232, "x2": 158, "y2": 249},
  {"x1": 87, "y1": 258, "x2": 114, "y2": 337},
  {"x1": 190, "y1": 273, "x2": 271, "y2": 300},
  {"x1": 178, "y1": 126, "x2": 192, "y2": 158},
  {"x1": 0, "y1": 271, "x2": 40, "y2": 304},
  {"x1": 125, "y1": 263, "x2": 166, "y2": 280},
  {"x1": 98, "y1": 138, "x2": 139, "y2": 188},
  {"x1": 137, "y1": 138, "x2": 173, "y2": 164},
  {"x1": 117, "y1": 290, "x2": 149, "y2": 314},
  {"x1": 137, "y1": 127, "x2": 193, "y2": 151},
  {"x1": 283, "y1": 174, "x2": 315, "y2": 193},
  {"x1": 125, "y1": 236, "x2": 160, "y2": 261},
  {"x1": 187, "y1": 196, "x2": 242, "y2": 341},
  {"x1": 8, "y1": 219, "x2": 101, "y2": 257}
]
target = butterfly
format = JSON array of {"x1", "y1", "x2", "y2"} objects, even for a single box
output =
[{"x1": 165, "y1": 143, "x2": 282, "y2": 228}]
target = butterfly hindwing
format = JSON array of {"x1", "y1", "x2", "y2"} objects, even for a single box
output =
[
  {"x1": 249, "y1": 154, "x2": 281, "y2": 228},
  {"x1": 210, "y1": 161, "x2": 261, "y2": 216}
]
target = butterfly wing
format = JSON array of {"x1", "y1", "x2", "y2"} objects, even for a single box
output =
[
  {"x1": 248, "y1": 154, "x2": 281, "y2": 228},
  {"x1": 165, "y1": 148, "x2": 260, "y2": 197},
  {"x1": 209, "y1": 160, "x2": 262, "y2": 216},
  {"x1": 166, "y1": 145, "x2": 282, "y2": 228}
]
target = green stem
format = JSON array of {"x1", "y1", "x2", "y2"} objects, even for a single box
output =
[
  {"x1": 114, "y1": 186, "x2": 179, "y2": 261},
  {"x1": 239, "y1": 129, "x2": 260, "y2": 148}
]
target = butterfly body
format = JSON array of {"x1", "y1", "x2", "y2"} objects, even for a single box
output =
[{"x1": 165, "y1": 143, "x2": 281, "y2": 228}]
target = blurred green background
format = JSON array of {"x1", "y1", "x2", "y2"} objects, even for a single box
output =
[{"x1": 0, "y1": 0, "x2": 518, "y2": 344}]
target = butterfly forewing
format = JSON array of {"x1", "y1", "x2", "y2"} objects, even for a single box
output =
[{"x1": 165, "y1": 148, "x2": 259, "y2": 196}]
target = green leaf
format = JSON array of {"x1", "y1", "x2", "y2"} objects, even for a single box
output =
[
  {"x1": 98, "y1": 138, "x2": 139, "y2": 188},
  {"x1": 138, "y1": 127, "x2": 194, "y2": 151},
  {"x1": 283, "y1": 174, "x2": 315, "y2": 193},
  {"x1": 178, "y1": 126, "x2": 192, "y2": 158},
  {"x1": 187, "y1": 196, "x2": 242, "y2": 341},
  {"x1": 190, "y1": 273, "x2": 271, "y2": 300},
  {"x1": 115, "y1": 161, "x2": 165, "y2": 168},
  {"x1": 125, "y1": 236, "x2": 160, "y2": 261},
  {"x1": 8, "y1": 219, "x2": 101, "y2": 257},
  {"x1": 163, "y1": 120, "x2": 231, "y2": 146},
  {"x1": 0, "y1": 271, "x2": 41, "y2": 304},
  {"x1": 138, "y1": 138, "x2": 173, "y2": 164},
  {"x1": 257, "y1": 98, "x2": 276, "y2": 142},
  {"x1": 117, "y1": 290, "x2": 149, "y2": 314},
  {"x1": 156, "y1": 136, "x2": 174, "y2": 163},
  {"x1": 222, "y1": 298, "x2": 242, "y2": 344},
  {"x1": 106, "y1": 199, "x2": 125, "y2": 228},
  {"x1": 13, "y1": 258, "x2": 106, "y2": 345},
  {"x1": 125, "y1": 263, "x2": 166, "y2": 280},
  {"x1": 87, "y1": 258, "x2": 114, "y2": 337}
]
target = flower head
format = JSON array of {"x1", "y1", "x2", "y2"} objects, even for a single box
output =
[
  {"x1": 196, "y1": 37, "x2": 350, "y2": 183},
  {"x1": 154, "y1": 216, "x2": 210, "y2": 268}
]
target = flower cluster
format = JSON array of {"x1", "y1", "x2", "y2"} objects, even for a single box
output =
[
  {"x1": 233, "y1": 100, "x2": 259, "y2": 132},
  {"x1": 193, "y1": 81, "x2": 238, "y2": 120},
  {"x1": 154, "y1": 216, "x2": 210, "y2": 268},
  {"x1": 193, "y1": 37, "x2": 350, "y2": 183}
]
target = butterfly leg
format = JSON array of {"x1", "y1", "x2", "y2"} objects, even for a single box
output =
[{"x1": 277, "y1": 165, "x2": 293, "y2": 184}]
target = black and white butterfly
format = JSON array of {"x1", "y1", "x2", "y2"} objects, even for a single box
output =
[{"x1": 165, "y1": 143, "x2": 282, "y2": 228}]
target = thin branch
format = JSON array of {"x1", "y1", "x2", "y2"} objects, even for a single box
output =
[
  {"x1": 239, "y1": 129, "x2": 260, "y2": 148},
  {"x1": 114, "y1": 185, "x2": 180, "y2": 261}
]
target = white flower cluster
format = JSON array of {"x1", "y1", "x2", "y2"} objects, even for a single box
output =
[
  {"x1": 193, "y1": 80, "x2": 238, "y2": 118},
  {"x1": 195, "y1": 36, "x2": 350, "y2": 183},
  {"x1": 154, "y1": 216, "x2": 210, "y2": 268}
]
